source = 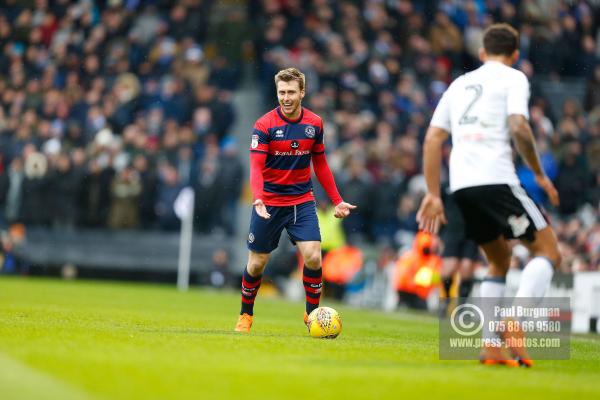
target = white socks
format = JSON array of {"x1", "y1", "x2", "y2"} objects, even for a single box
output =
[
  {"x1": 480, "y1": 277, "x2": 506, "y2": 342},
  {"x1": 480, "y1": 278, "x2": 506, "y2": 298},
  {"x1": 515, "y1": 257, "x2": 554, "y2": 298},
  {"x1": 477, "y1": 258, "x2": 554, "y2": 345}
]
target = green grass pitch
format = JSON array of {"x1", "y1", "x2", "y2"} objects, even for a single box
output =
[{"x1": 1, "y1": 277, "x2": 599, "y2": 400}]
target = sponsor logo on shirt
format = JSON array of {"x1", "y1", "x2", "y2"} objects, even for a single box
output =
[
  {"x1": 274, "y1": 150, "x2": 310, "y2": 156},
  {"x1": 291, "y1": 140, "x2": 300, "y2": 149}
]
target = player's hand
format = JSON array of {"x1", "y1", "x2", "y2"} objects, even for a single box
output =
[
  {"x1": 535, "y1": 174, "x2": 559, "y2": 207},
  {"x1": 416, "y1": 193, "x2": 447, "y2": 234},
  {"x1": 253, "y1": 199, "x2": 271, "y2": 219},
  {"x1": 334, "y1": 201, "x2": 357, "y2": 219}
]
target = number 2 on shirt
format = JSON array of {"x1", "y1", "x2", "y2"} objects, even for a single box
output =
[{"x1": 459, "y1": 84, "x2": 482, "y2": 125}]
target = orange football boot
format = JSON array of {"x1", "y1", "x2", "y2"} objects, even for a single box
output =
[
  {"x1": 501, "y1": 319, "x2": 534, "y2": 368},
  {"x1": 304, "y1": 312, "x2": 310, "y2": 331},
  {"x1": 234, "y1": 313, "x2": 253, "y2": 333},
  {"x1": 479, "y1": 345, "x2": 520, "y2": 367}
]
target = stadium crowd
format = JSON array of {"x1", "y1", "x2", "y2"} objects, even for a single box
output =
[
  {"x1": 0, "y1": 0, "x2": 243, "y2": 236},
  {"x1": 0, "y1": 0, "x2": 599, "y2": 274},
  {"x1": 252, "y1": 0, "x2": 600, "y2": 272}
]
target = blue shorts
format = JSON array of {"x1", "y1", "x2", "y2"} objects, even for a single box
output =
[{"x1": 247, "y1": 201, "x2": 321, "y2": 253}]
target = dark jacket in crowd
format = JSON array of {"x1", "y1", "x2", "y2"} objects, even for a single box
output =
[
  {"x1": 80, "y1": 167, "x2": 114, "y2": 228},
  {"x1": 51, "y1": 168, "x2": 82, "y2": 228},
  {"x1": 20, "y1": 176, "x2": 50, "y2": 226},
  {"x1": 556, "y1": 155, "x2": 589, "y2": 216}
]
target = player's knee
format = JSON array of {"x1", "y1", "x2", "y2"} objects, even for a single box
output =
[
  {"x1": 532, "y1": 239, "x2": 562, "y2": 268},
  {"x1": 247, "y1": 263, "x2": 265, "y2": 277},
  {"x1": 488, "y1": 253, "x2": 510, "y2": 277},
  {"x1": 543, "y1": 247, "x2": 562, "y2": 269},
  {"x1": 304, "y1": 252, "x2": 322, "y2": 269},
  {"x1": 247, "y1": 254, "x2": 269, "y2": 276}
]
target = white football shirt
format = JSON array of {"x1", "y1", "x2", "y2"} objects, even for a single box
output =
[{"x1": 430, "y1": 61, "x2": 530, "y2": 192}]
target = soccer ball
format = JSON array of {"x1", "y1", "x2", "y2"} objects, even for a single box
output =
[{"x1": 307, "y1": 307, "x2": 342, "y2": 339}]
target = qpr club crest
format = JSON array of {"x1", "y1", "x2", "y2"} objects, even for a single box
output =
[{"x1": 305, "y1": 126, "x2": 316, "y2": 138}]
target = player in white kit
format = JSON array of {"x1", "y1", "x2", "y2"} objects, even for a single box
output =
[{"x1": 417, "y1": 24, "x2": 562, "y2": 367}]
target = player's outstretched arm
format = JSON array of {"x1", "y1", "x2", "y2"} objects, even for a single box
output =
[
  {"x1": 417, "y1": 126, "x2": 449, "y2": 234},
  {"x1": 312, "y1": 152, "x2": 356, "y2": 218},
  {"x1": 508, "y1": 114, "x2": 559, "y2": 206}
]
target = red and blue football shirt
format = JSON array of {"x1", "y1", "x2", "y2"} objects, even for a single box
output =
[{"x1": 249, "y1": 106, "x2": 341, "y2": 207}]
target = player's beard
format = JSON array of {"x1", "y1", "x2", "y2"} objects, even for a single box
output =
[{"x1": 281, "y1": 100, "x2": 301, "y2": 119}]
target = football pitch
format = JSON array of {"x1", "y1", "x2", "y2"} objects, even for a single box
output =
[{"x1": 1, "y1": 277, "x2": 599, "y2": 399}]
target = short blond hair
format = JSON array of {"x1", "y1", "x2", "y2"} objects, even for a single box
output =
[{"x1": 274, "y1": 68, "x2": 305, "y2": 91}]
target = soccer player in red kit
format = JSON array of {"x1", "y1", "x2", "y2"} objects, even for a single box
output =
[{"x1": 235, "y1": 68, "x2": 356, "y2": 332}]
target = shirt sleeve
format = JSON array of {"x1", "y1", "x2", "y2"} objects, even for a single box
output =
[
  {"x1": 249, "y1": 151, "x2": 266, "y2": 201},
  {"x1": 250, "y1": 120, "x2": 270, "y2": 153},
  {"x1": 312, "y1": 120, "x2": 325, "y2": 154},
  {"x1": 430, "y1": 90, "x2": 452, "y2": 131},
  {"x1": 506, "y1": 71, "x2": 530, "y2": 120},
  {"x1": 312, "y1": 152, "x2": 343, "y2": 206}
]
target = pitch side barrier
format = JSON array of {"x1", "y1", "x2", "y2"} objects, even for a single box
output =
[{"x1": 13, "y1": 228, "x2": 234, "y2": 273}]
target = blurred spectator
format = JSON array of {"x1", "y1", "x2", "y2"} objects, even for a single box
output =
[
  {"x1": 322, "y1": 243, "x2": 364, "y2": 300},
  {"x1": 370, "y1": 167, "x2": 403, "y2": 244},
  {"x1": 218, "y1": 139, "x2": 244, "y2": 236},
  {"x1": 193, "y1": 147, "x2": 223, "y2": 234},
  {"x1": 584, "y1": 65, "x2": 600, "y2": 112},
  {"x1": 108, "y1": 165, "x2": 142, "y2": 230},
  {"x1": 0, "y1": 231, "x2": 27, "y2": 274},
  {"x1": 555, "y1": 139, "x2": 589, "y2": 216},
  {"x1": 517, "y1": 140, "x2": 558, "y2": 206},
  {"x1": 4, "y1": 157, "x2": 24, "y2": 225},
  {"x1": 429, "y1": 11, "x2": 463, "y2": 62},
  {"x1": 203, "y1": 248, "x2": 232, "y2": 289},
  {"x1": 395, "y1": 232, "x2": 441, "y2": 310},
  {"x1": 317, "y1": 200, "x2": 346, "y2": 253},
  {"x1": 175, "y1": 146, "x2": 194, "y2": 186},
  {"x1": 155, "y1": 163, "x2": 182, "y2": 232},
  {"x1": 80, "y1": 158, "x2": 114, "y2": 228},
  {"x1": 51, "y1": 153, "x2": 80, "y2": 230},
  {"x1": 20, "y1": 152, "x2": 50, "y2": 226},
  {"x1": 338, "y1": 158, "x2": 372, "y2": 241},
  {"x1": 397, "y1": 195, "x2": 419, "y2": 233},
  {"x1": 132, "y1": 153, "x2": 158, "y2": 230}
]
